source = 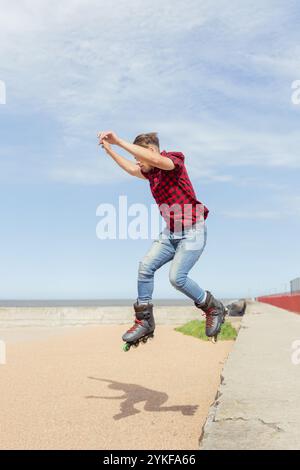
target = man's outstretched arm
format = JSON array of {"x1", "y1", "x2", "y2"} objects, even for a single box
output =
[
  {"x1": 100, "y1": 138, "x2": 146, "y2": 179},
  {"x1": 98, "y1": 130, "x2": 175, "y2": 171},
  {"x1": 118, "y1": 138, "x2": 175, "y2": 171}
]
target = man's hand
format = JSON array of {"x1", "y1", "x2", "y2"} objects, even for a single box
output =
[
  {"x1": 100, "y1": 137, "x2": 112, "y2": 155},
  {"x1": 96, "y1": 133, "x2": 146, "y2": 179},
  {"x1": 97, "y1": 130, "x2": 120, "y2": 145}
]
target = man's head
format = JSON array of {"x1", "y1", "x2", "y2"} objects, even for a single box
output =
[{"x1": 133, "y1": 132, "x2": 160, "y2": 172}]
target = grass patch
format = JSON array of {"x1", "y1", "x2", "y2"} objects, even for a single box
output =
[{"x1": 175, "y1": 319, "x2": 237, "y2": 341}]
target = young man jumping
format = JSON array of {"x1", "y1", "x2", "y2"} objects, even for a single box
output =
[{"x1": 97, "y1": 130, "x2": 227, "y2": 346}]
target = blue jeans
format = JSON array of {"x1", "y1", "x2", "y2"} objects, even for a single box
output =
[{"x1": 137, "y1": 219, "x2": 207, "y2": 303}]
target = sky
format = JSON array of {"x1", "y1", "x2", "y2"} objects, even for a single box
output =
[{"x1": 0, "y1": 0, "x2": 299, "y2": 300}]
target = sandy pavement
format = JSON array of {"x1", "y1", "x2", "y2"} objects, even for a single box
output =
[{"x1": 0, "y1": 325, "x2": 234, "y2": 450}]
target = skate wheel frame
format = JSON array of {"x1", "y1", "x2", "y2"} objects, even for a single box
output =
[{"x1": 122, "y1": 333, "x2": 154, "y2": 352}]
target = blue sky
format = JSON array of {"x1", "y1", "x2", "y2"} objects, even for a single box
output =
[{"x1": 0, "y1": 0, "x2": 299, "y2": 299}]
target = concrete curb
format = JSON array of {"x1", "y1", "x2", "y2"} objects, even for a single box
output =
[
  {"x1": 199, "y1": 300, "x2": 300, "y2": 450},
  {"x1": 0, "y1": 299, "x2": 243, "y2": 328},
  {"x1": 0, "y1": 305, "x2": 204, "y2": 327}
]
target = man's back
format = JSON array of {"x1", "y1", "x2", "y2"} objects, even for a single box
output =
[{"x1": 141, "y1": 150, "x2": 209, "y2": 231}]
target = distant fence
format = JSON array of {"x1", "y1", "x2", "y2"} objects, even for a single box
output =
[{"x1": 256, "y1": 293, "x2": 300, "y2": 314}]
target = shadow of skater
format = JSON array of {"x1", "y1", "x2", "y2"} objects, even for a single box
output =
[{"x1": 85, "y1": 377, "x2": 198, "y2": 420}]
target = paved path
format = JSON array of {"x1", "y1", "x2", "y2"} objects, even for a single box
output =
[
  {"x1": 0, "y1": 324, "x2": 234, "y2": 450},
  {"x1": 200, "y1": 301, "x2": 300, "y2": 450}
]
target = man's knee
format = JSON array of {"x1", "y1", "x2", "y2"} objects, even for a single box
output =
[
  {"x1": 169, "y1": 270, "x2": 186, "y2": 289},
  {"x1": 138, "y1": 259, "x2": 155, "y2": 280}
]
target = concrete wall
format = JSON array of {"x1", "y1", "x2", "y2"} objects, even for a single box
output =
[
  {"x1": 0, "y1": 305, "x2": 202, "y2": 327},
  {"x1": 256, "y1": 293, "x2": 300, "y2": 314},
  {"x1": 0, "y1": 299, "x2": 239, "y2": 328}
]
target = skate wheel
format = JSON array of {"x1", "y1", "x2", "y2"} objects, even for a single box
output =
[
  {"x1": 142, "y1": 337, "x2": 148, "y2": 343},
  {"x1": 133, "y1": 342, "x2": 139, "y2": 348},
  {"x1": 123, "y1": 343, "x2": 130, "y2": 352}
]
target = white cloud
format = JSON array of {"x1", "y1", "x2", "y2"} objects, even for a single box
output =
[
  {"x1": 0, "y1": 0, "x2": 299, "y2": 184},
  {"x1": 149, "y1": 118, "x2": 300, "y2": 176},
  {"x1": 249, "y1": 51, "x2": 300, "y2": 80}
]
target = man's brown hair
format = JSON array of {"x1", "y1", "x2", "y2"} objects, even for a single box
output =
[{"x1": 133, "y1": 132, "x2": 160, "y2": 150}]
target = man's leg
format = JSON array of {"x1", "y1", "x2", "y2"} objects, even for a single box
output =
[
  {"x1": 169, "y1": 223, "x2": 227, "y2": 339},
  {"x1": 169, "y1": 223, "x2": 207, "y2": 303},
  {"x1": 122, "y1": 233, "x2": 175, "y2": 345},
  {"x1": 137, "y1": 234, "x2": 175, "y2": 303}
]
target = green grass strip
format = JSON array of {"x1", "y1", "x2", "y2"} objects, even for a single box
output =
[{"x1": 175, "y1": 319, "x2": 237, "y2": 341}]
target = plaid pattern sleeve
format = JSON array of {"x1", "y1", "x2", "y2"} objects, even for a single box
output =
[{"x1": 165, "y1": 152, "x2": 185, "y2": 171}]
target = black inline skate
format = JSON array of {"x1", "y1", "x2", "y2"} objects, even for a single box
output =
[
  {"x1": 122, "y1": 301, "x2": 155, "y2": 352},
  {"x1": 195, "y1": 290, "x2": 228, "y2": 343}
]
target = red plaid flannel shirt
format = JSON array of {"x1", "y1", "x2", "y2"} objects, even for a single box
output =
[{"x1": 141, "y1": 150, "x2": 209, "y2": 231}]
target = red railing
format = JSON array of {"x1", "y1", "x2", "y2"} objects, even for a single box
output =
[{"x1": 256, "y1": 293, "x2": 300, "y2": 314}]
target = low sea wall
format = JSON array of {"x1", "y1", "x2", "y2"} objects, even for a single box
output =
[{"x1": 0, "y1": 305, "x2": 202, "y2": 327}]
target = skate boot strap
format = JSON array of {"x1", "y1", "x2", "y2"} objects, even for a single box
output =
[
  {"x1": 201, "y1": 307, "x2": 220, "y2": 317},
  {"x1": 128, "y1": 319, "x2": 143, "y2": 333},
  {"x1": 203, "y1": 314, "x2": 214, "y2": 329},
  {"x1": 202, "y1": 309, "x2": 219, "y2": 328}
]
